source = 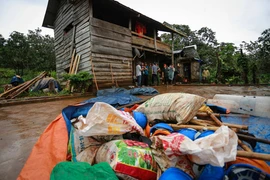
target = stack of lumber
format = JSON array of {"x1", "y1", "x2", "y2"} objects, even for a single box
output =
[
  {"x1": 66, "y1": 50, "x2": 81, "y2": 92},
  {"x1": 0, "y1": 72, "x2": 47, "y2": 99},
  {"x1": 169, "y1": 111, "x2": 270, "y2": 162}
]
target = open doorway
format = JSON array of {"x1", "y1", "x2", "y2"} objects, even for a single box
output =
[{"x1": 183, "y1": 63, "x2": 191, "y2": 83}]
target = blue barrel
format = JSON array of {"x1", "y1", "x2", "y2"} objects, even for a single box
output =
[
  {"x1": 198, "y1": 164, "x2": 224, "y2": 180},
  {"x1": 177, "y1": 128, "x2": 197, "y2": 140},
  {"x1": 159, "y1": 167, "x2": 193, "y2": 180},
  {"x1": 195, "y1": 130, "x2": 215, "y2": 139}
]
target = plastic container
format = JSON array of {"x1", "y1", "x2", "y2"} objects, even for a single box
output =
[
  {"x1": 159, "y1": 167, "x2": 193, "y2": 180},
  {"x1": 198, "y1": 164, "x2": 224, "y2": 180},
  {"x1": 225, "y1": 163, "x2": 270, "y2": 180},
  {"x1": 150, "y1": 123, "x2": 174, "y2": 135},
  {"x1": 195, "y1": 130, "x2": 215, "y2": 139},
  {"x1": 177, "y1": 128, "x2": 197, "y2": 140},
  {"x1": 133, "y1": 111, "x2": 147, "y2": 129}
]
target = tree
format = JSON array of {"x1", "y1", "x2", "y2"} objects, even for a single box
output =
[
  {"x1": 0, "y1": 28, "x2": 56, "y2": 75},
  {"x1": 27, "y1": 28, "x2": 56, "y2": 71}
]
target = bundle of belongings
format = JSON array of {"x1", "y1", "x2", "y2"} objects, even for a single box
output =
[{"x1": 18, "y1": 93, "x2": 270, "y2": 180}]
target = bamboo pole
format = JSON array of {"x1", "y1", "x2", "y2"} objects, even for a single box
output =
[
  {"x1": 237, "y1": 133, "x2": 270, "y2": 145},
  {"x1": 238, "y1": 139, "x2": 252, "y2": 152},
  {"x1": 237, "y1": 151, "x2": 270, "y2": 161},
  {"x1": 169, "y1": 124, "x2": 219, "y2": 131},
  {"x1": 69, "y1": 49, "x2": 76, "y2": 74},
  {"x1": 191, "y1": 119, "x2": 248, "y2": 130},
  {"x1": 207, "y1": 111, "x2": 223, "y2": 126}
]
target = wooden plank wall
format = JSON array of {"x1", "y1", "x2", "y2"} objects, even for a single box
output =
[
  {"x1": 90, "y1": 17, "x2": 133, "y2": 88},
  {"x1": 54, "y1": 0, "x2": 91, "y2": 79}
]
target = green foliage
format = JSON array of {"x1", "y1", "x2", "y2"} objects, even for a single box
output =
[
  {"x1": 0, "y1": 29, "x2": 55, "y2": 76},
  {"x1": 63, "y1": 71, "x2": 93, "y2": 92}
]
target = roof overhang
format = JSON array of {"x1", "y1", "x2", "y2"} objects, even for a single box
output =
[{"x1": 42, "y1": 0, "x2": 187, "y2": 37}]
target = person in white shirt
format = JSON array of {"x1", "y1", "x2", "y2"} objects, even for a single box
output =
[{"x1": 136, "y1": 62, "x2": 143, "y2": 87}]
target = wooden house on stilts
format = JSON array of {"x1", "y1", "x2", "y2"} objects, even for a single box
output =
[{"x1": 43, "y1": 0, "x2": 186, "y2": 89}]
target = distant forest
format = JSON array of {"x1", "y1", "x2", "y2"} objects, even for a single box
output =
[{"x1": 0, "y1": 26, "x2": 269, "y2": 84}]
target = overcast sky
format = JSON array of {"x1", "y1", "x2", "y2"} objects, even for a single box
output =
[{"x1": 0, "y1": 0, "x2": 269, "y2": 46}]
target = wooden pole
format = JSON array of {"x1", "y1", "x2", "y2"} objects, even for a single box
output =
[
  {"x1": 69, "y1": 49, "x2": 76, "y2": 74},
  {"x1": 110, "y1": 63, "x2": 114, "y2": 84},
  {"x1": 237, "y1": 133, "x2": 270, "y2": 145},
  {"x1": 238, "y1": 139, "x2": 252, "y2": 152},
  {"x1": 207, "y1": 111, "x2": 223, "y2": 126},
  {"x1": 171, "y1": 33, "x2": 174, "y2": 65},
  {"x1": 90, "y1": 57, "x2": 99, "y2": 91},
  {"x1": 191, "y1": 119, "x2": 249, "y2": 130},
  {"x1": 154, "y1": 29, "x2": 157, "y2": 52},
  {"x1": 169, "y1": 124, "x2": 219, "y2": 131},
  {"x1": 237, "y1": 151, "x2": 270, "y2": 161}
]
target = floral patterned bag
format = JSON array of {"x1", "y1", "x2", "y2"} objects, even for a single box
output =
[{"x1": 95, "y1": 140, "x2": 157, "y2": 180}]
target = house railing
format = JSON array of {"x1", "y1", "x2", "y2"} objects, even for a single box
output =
[{"x1": 131, "y1": 31, "x2": 172, "y2": 56}]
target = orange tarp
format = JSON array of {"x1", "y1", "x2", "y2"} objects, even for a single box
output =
[{"x1": 18, "y1": 114, "x2": 68, "y2": 180}]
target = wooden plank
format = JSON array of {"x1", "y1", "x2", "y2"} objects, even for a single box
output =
[
  {"x1": 76, "y1": 19, "x2": 89, "y2": 32},
  {"x1": 93, "y1": 63, "x2": 131, "y2": 69},
  {"x1": 92, "y1": 58, "x2": 132, "y2": 65},
  {"x1": 95, "y1": 72, "x2": 132, "y2": 76},
  {"x1": 96, "y1": 76, "x2": 132, "y2": 80},
  {"x1": 90, "y1": 26, "x2": 131, "y2": 44},
  {"x1": 91, "y1": 17, "x2": 131, "y2": 36},
  {"x1": 132, "y1": 35, "x2": 155, "y2": 49},
  {"x1": 157, "y1": 41, "x2": 171, "y2": 52},
  {"x1": 92, "y1": 44, "x2": 132, "y2": 58},
  {"x1": 76, "y1": 25, "x2": 89, "y2": 39},
  {"x1": 91, "y1": 35, "x2": 132, "y2": 51},
  {"x1": 132, "y1": 31, "x2": 153, "y2": 41},
  {"x1": 132, "y1": 45, "x2": 171, "y2": 56},
  {"x1": 154, "y1": 29, "x2": 157, "y2": 52},
  {"x1": 94, "y1": 68, "x2": 132, "y2": 72},
  {"x1": 92, "y1": 53, "x2": 132, "y2": 61},
  {"x1": 75, "y1": 31, "x2": 90, "y2": 44},
  {"x1": 76, "y1": 38, "x2": 89, "y2": 49},
  {"x1": 76, "y1": 48, "x2": 90, "y2": 56},
  {"x1": 76, "y1": 42, "x2": 90, "y2": 53},
  {"x1": 74, "y1": 8, "x2": 89, "y2": 25}
]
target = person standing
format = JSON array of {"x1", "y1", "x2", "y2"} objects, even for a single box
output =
[
  {"x1": 168, "y1": 64, "x2": 175, "y2": 84},
  {"x1": 148, "y1": 63, "x2": 153, "y2": 86},
  {"x1": 136, "y1": 62, "x2": 142, "y2": 87},
  {"x1": 141, "y1": 62, "x2": 145, "y2": 86},
  {"x1": 152, "y1": 62, "x2": 158, "y2": 86},
  {"x1": 143, "y1": 63, "x2": 149, "y2": 86},
  {"x1": 162, "y1": 64, "x2": 169, "y2": 85}
]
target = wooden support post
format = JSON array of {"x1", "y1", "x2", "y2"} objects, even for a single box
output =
[
  {"x1": 90, "y1": 57, "x2": 99, "y2": 91},
  {"x1": 129, "y1": 18, "x2": 132, "y2": 30},
  {"x1": 110, "y1": 63, "x2": 114, "y2": 84},
  {"x1": 171, "y1": 33, "x2": 174, "y2": 65},
  {"x1": 154, "y1": 29, "x2": 157, "y2": 52}
]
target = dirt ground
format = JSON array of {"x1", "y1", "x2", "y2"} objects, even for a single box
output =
[{"x1": 0, "y1": 85, "x2": 269, "y2": 179}]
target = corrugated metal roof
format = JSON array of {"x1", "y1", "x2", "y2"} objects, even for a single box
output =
[{"x1": 42, "y1": 0, "x2": 187, "y2": 37}]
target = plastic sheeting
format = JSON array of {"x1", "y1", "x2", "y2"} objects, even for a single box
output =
[
  {"x1": 96, "y1": 87, "x2": 159, "y2": 97},
  {"x1": 221, "y1": 115, "x2": 270, "y2": 165},
  {"x1": 83, "y1": 93, "x2": 141, "y2": 108},
  {"x1": 31, "y1": 77, "x2": 62, "y2": 92}
]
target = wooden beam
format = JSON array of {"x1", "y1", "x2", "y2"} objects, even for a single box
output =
[
  {"x1": 171, "y1": 32, "x2": 174, "y2": 65},
  {"x1": 129, "y1": 18, "x2": 132, "y2": 30},
  {"x1": 89, "y1": 0, "x2": 93, "y2": 18},
  {"x1": 154, "y1": 29, "x2": 157, "y2": 52}
]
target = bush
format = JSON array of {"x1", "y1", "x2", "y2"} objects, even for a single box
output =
[{"x1": 63, "y1": 71, "x2": 93, "y2": 92}]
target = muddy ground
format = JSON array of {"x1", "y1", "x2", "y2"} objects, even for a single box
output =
[{"x1": 0, "y1": 85, "x2": 269, "y2": 179}]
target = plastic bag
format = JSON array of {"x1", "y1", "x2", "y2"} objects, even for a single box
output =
[
  {"x1": 95, "y1": 140, "x2": 157, "y2": 180},
  {"x1": 135, "y1": 93, "x2": 206, "y2": 124},
  {"x1": 151, "y1": 126, "x2": 238, "y2": 167},
  {"x1": 76, "y1": 102, "x2": 144, "y2": 136}
]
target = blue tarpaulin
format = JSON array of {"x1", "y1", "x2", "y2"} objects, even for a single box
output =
[
  {"x1": 83, "y1": 94, "x2": 141, "y2": 108},
  {"x1": 96, "y1": 87, "x2": 159, "y2": 97},
  {"x1": 221, "y1": 115, "x2": 270, "y2": 165}
]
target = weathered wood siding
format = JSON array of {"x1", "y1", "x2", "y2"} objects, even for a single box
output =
[
  {"x1": 90, "y1": 17, "x2": 133, "y2": 88},
  {"x1": 54, "y1": 0, "x2": 91, "y2": 79}
]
